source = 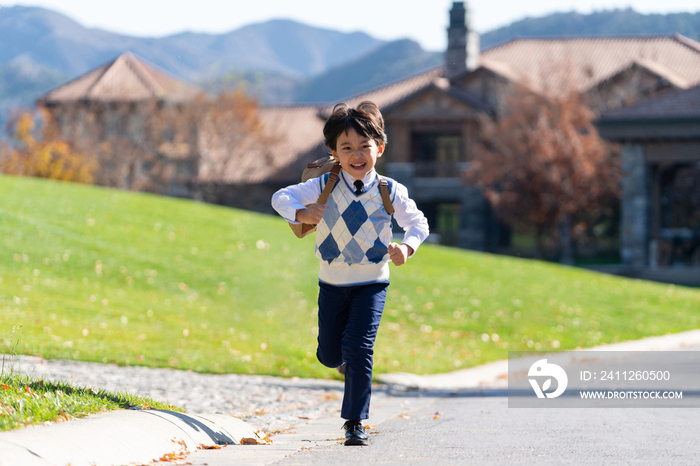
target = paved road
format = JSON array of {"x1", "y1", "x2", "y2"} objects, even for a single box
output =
[
  {"x1": 179, "y1": 390, "x2": 699, "y2": 466},
  {"x1": 272, "y1": 393, "x2": 700, "y2": 466}
]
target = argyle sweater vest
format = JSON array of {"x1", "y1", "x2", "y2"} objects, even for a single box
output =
[{"x1": 314, "y1": 173, "x2": 396, "y2": 284}]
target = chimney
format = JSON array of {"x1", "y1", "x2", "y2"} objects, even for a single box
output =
[{"x1": 445, "y1": 2, "x2": 479, "y2": 77}]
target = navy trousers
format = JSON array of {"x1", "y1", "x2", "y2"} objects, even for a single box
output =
[{"x1": 316, "y1": 281, "x2": 388, "y2": 420}]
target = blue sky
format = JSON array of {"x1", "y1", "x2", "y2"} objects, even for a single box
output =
[{"x1": 3, "y1": 0, "x2": 700, "y2": 51}]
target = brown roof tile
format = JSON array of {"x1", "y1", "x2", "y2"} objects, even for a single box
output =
[
  {"x1": 481, "y1": 34, "x2": 700, "y2": 93},
  {"x1": 39, "y1": 52, "x2": 200, "y2": 104}
]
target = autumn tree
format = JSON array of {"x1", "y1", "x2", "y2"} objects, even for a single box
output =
[
  {"x1": 466, "y1": 86, "x2": 620, "y2": 262},
  {"x1": 0, "y1": 109, "x2": 96, "y2": 183}
]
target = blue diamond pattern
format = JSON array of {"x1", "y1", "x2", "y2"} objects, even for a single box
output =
[
  {"x1": 369, "y1": 208, "x2": 389, "y2": 230},
  {"x1": 342, "y1": 238, "x2": 366, "y2": 263},
  {"x1": 318, "y1": 234, "x2": 341, "y2": 264},
  {"x1": 322, "y1": 197, "x2": 341, "y2": 231},
  {"x1": 341, "y1": 201, "x2": 368, "y2": 236},
  {"x1": 365, "y1": 237, "x2": 388, "y2": 264}
]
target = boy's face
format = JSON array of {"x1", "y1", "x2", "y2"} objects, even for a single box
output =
[{"x1": 330, "y1": 127, "x2": 384, "y2": 180}]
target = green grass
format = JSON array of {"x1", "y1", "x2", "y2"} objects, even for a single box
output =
[
  {"x1": 1, "y1": 174, "x2": 700, "y2": 377},
  {"x1": 0, "y1": 371, "x2": 183, "y2": 431}
]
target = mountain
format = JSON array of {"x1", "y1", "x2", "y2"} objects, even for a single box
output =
[
  {"x1": 0, "y1": 6, "x2": 384, "y2": 80},
  {"x1": 293, "y1": 39, "x2": 442, "y2": 103},
  {"x1": 480, "y1": 8, "x2": 700, "y2": 49}
]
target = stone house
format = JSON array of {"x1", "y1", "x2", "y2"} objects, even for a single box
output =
[
  {"x1": 38, "y1": 52, "x2": 201, "y2": 197},
  {"x1": 597, "y1": 84, "x2": 700, "y2": 277}
]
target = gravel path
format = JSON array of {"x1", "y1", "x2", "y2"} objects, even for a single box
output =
[{"x1": 7, "y1": 355, "x2": 367, "y2": 433}]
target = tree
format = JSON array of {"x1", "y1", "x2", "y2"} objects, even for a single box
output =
[
  {"x1": 0, "y1": 109, "x2": 96, "y2": 183},
  {"x1": 465, "y1": 86, "x2": 620, "y2": 262}
]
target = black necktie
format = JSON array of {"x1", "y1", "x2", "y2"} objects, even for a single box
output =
[{"x1": 354, "y1": 180, "x2": 364, "y2": 194}]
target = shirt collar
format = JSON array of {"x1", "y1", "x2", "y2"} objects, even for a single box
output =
[{"x1": 341, "y1": 169, "x2": 377, "y2": 190}]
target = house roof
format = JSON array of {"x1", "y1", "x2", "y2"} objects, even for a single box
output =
[
  {"x1": 599, "y1": 84, "x2": 700, "y2": 122},
  {"x1": 596, "y1": 85, "x2": 700, "y2": 141},
  {"x1": 478, "y1": 34, "x2": 700, "y2": 94},
  {"x1": 382, "y1": 79, "x2": 494, "y2": 116},
  {"x1": 318, "y1": 67, "x2": 445, "y2": 118},
  {"x1": 39, "y1": 52, "x2": 200, "y2": 104}
]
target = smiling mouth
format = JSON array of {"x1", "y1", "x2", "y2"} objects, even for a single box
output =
[{"x1": 351, "y1": 163, "x2": 366, "y2": 169}]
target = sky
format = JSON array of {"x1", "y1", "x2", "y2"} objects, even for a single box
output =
[{"x1": 3, "y1": 0, "x2": 700, "y2": 51}]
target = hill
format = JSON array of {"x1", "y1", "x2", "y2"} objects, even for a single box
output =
[
  {"x1": 1, "y1": 175, "x2": 699, "y2": 377},
  {"x1": 480, "y1": 8, "x2": 700, "y2": 49},
  {"x1": 293, "y1": 39, "x2": 442, "y2": 103}
]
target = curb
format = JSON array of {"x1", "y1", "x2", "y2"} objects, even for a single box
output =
[{"x1": 0, "y1": 409, "x2": 258, "y2": 466}]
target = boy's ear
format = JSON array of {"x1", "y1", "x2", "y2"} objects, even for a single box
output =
[
  {"x1": 377, "y1": 143, "x2": 385, "y2": 157},
  {"x1": 330, "y1": 150, "x2": 338, "y2": 160}
]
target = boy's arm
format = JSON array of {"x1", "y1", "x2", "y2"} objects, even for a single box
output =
[
  {"x1": 271, "y1": 177, "x2": 323, "y2": 223},
  {"x1": 391, "y1": 183, "x2": 430, "y2": 258}
]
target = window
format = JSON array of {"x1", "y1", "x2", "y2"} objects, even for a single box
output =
[{"x1": 411, "y1": 132, "x2": 463, "y2": 177}]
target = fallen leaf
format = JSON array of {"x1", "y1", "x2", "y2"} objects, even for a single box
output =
[
  {"x1": 240, "y1": 435, "x2": 273, "y2": 445},
  {"x1": 171, "y1": 437, "x2": 188, "y2": 451},
  {"x1": 198, "y1": 444, "x2": 223, "y2": 450}
]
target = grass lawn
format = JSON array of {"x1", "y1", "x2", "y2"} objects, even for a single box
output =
[
  {"x1": 1, "y1": 175, "x2": 700, "y2": 378},
  {"x1": 0, "y1": 367, "x2": 182, "y2": 431}
]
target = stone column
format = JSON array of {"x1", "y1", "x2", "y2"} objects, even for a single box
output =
[{"x1": 620, "y1": 143, "x2": 649, "y2": 267}]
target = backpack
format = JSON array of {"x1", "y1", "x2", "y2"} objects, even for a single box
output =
[{"x1": 289, "y1": 155, "x2": 395, "y2": 238}]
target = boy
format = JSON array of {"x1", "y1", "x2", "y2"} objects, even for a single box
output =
[{"x1": 271, "y1": 101, "x2": 429, "y2": 445}]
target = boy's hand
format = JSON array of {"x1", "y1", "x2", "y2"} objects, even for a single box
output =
[
  {"x1": 296, "y1": 204, "x2": 326, "y2": 224},
  {"x1": 388, "y1": 243, "x2": 413, "y2": 266}
]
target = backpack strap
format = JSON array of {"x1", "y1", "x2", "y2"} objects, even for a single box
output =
[
  {"x1": 317, "y1": 164, "x2": 341, "y2": 204},
  {"x1": 379, "y1": 178, "x2": 395, "y2": 216}
]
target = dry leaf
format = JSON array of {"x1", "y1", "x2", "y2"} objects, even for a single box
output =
[
  {"x1": 170, "y1": 437, "x2": 188, "y2": 451},
  {"x1": 198, "y1": 444, "x2": 223, "y2": 450},
  {"x1": 240, "y1": 433, "x2": 273, "y2": 445}
]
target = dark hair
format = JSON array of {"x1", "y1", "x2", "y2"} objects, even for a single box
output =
[{"x1": 323, "y1": 101, "x2": 387, "y2": 151}]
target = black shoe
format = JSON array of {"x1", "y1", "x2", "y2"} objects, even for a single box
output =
[
  {"x1": 343, "y1": 420, "x2": 368, "y2": 446},
  {"x1": 337, "y1": 363, "x2": 346, "y2": 375}
]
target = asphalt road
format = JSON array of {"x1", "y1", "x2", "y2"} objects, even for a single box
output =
[{"x1": 271, "y1": 392, "x2": 699, "y2": 465}]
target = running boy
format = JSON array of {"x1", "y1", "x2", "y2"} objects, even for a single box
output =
[{"x1": 271, "y1": 101, "x2": 429, "y2": 446}]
